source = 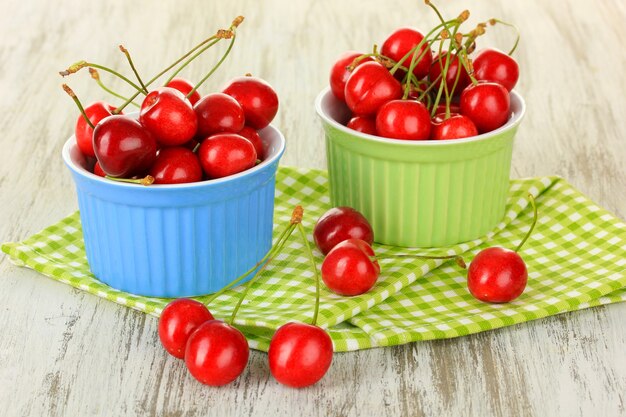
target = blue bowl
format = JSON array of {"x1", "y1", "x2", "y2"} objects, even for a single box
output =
[{"x1": 62, "y1": 126, "x2": 286, "y2": 297}]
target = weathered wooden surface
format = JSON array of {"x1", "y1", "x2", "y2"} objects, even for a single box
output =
[{"x1": 1, "y1": 1, "x2": 625, "y2": 416}]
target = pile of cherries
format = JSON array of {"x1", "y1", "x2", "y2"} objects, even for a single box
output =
[
  {"x1": 329, "y1": 2, "x2": 520, "y2": 140},
  {"x1": 62, "y1": 16, "x2": 279, "y2": 185}
]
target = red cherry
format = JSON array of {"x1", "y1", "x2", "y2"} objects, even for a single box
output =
[
  {"x1": 75, "y1": 101, "x2": 115, "y2": 157},
  {"x1": 431, "y1": 113, "x2": 478, "y2": 140},
  {"x1": 194, "y1": 92, "x2": 245, "y2": 138},
  {"x1": 473, "y1": 48, "x2": 520, "y2": 92},
  {"x1": 434, "y1": 103, "x2": 461, "y2": 115},
  {"x1": 467, "y1": 247, "x2": 527, "y2": 303},
  {"x1": 329, "y1": 51, "x2": 372, "y2": 102},
  {"x1": 376, "y1": 99, "x2": 431, "y2": 140},
  {"x1": 238, "y1": 126, "x2": 264, "y2": 160},
  {"x1": 460, "y1": 82, "x2": 510, "y2": 133},
  {"x1": 93, "y1": 115, "x2": 157, "y2": 178},
  {"x1": 428, "y1": 51, "x2": 471, "y2": 97},
  {"x1": 321, "y1": 238, "x2": 380, "y2": 296},
  {"x1": 346, "y1": 116, "x2": 377, "y2": 135},
  {"x1": 139, "y1": 87, "x2": 197, "y2": 146},
  {"x1": 380, "y1": 27, "x2": 433, "y2": 80},
  {"x1": 268, "y1": 322, "x2": 333, "y2": 388},
  {"x1": 223, "y1": 76, "x2": 279, "y2": 129},
  {"x1": 313, "y1": 207, "x2": 374, "y2": 255},
  {"x1": 158, "y1": 298, "x2": 214, "y2": 359},
  {"x1": 93, "y1": 161, "x2": 106, "y2": 177},
  {"x1": 184, "y1": 320, "x2": 249, "y2": 386},
  {"x1": 344, "y1": 61, "x2": 402, "y2": 117},
  {"x1": 198, "y1": 133, "x2": 257, "y2": 179},
  {"x1": 165, "y1": 77, "x2": 202, "y2": 106},
  {"x1": 149, "y1": 147, "x2": 203, "y2": 184}
]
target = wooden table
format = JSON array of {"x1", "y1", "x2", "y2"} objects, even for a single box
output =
[{"x1": 1, "y1": 1, "x2": 624, "y2": 416}]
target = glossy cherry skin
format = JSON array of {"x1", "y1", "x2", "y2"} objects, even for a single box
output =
[
  {"x1": 184, "y1": 320, "x2": 249, "y2": 386},
  {"x1": 165, "y1": 77, "x2": 202, "y2": 106},
  {"x1": 158, "y1": 298, "x2": 214, "y2": 359},
  {"x1": 194, "y1": 92, "x2": 245, "y2": 138},
  {"x1": 93, "y1": 161, "x2": 106, "y2": 177},
  {"x1": 344, "y1": 61, "x2": 402, "y2": 117},
  {"x1": 431, "y1": 113, "x2": 478, "y2": 140},
  {"x1": 75, "y1": 101, "x2": 115, "y2": 157},
  {"x1": 198, "y1": 133, "x2": 257, "y2": 179},
  {"x1": 93, "y1": 115, "x2": 157, "y2": 178},
  {"x1": 321, "y1": 238, "x2": 380, "y2": 296},
  {"x1": 237, "y1": 126, "x2": 264, "y2": 160},
  {"x1": 268, "y1": 322, "x2": 333, "y2": 388},
  {"x1": 460, "y1": 82, "x2": 510, "y2": 133},
  {"x1": 139, "y1": 87, "x2": 197, "y2": 146},
  {"x1": 473, "y1": 48, "x2": 520, "y2": 92},
  {"x1": 313, "y1": 207, "x2": 374, "y2": 255},
  {"x1": 434, "y1": 103, "x2": 461, "y2": 116},
  {"x1": 149, "y1": 147, "x2": 203, "y2": 184},
  {"x1": 223, "y1": 76, "x2": 279, "y2": 129},
  {"x1": 428, "y1": 51, "x2": 471, "y2": 97},
  {"x1": 381, "y1": 27, "x2": 433, "y2": 80},
  {"x1": 329, "y1": 51, "x2": 371, "y2": 101},
  {"x1": 467, "y1": 247, "x2": 528, "y2": 303},
  {"x1": 346, "y1": 116, "x2": 377, "y2": 135},
  {"x1": 376, "y1": 100, "x2": 431, "y2": 140}
]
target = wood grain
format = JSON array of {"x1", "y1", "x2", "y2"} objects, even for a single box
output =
[{"x1": 1, "y1": 1, "x2": 625, "y2": 416}]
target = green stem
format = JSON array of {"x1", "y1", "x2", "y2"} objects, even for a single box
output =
[
  {"x1": 62, "y1": 84, "x2": 94, "y2": 129},
  {"x1": 515, "y1": 194, "x2": 537, "y2": 252},
  {"x1": 228, "y1": 223, "x2": 296, "y2": 325},
  {"x1": 119, "y1": 46, "x2": 149, "y2": 94},
  {"x1": 89, "y1": 69, "x2": 140, "y2": 108},
  {"x1": 163, "y1": 38, "x2": 221, "y2": 85},
  {"x1": 297, "y1": 223, "x2": 321, "y2": 326},
  {"x1": 187, "y1": 33, "x2": 236, "y2": 99},
  {"x1": 491, "y1": 19, "x2": 521, "y2": 55},
  {"x1": 374, "y1": 253, "x2": 466, "y2": 269},
  {"x1": 105, "y1": 175, "x2": 154, "y2": 186},
  {"x1": 85, "y1": 63, "x2": 146, "y2": 96}
]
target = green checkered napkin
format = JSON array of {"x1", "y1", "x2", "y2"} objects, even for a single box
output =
[{"x1": 3, "y1": 166, "x2": 626, "y2": 352}]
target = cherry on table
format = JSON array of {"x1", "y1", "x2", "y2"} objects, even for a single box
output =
[
  {"x1": 75, "y1": 101, "x2": 116, "y2": 157},
  {"x1": 184, "y1": 320, "x2": 249, "y2": 386},
  {"x1": 467, "y1": 194, "x2": 537, "y2": 303},
  {"x1": 223, "y1": 76, "x2": 279, "y2": 129},
  {"x1": 473, "y1": 48, "x2": 520, "y2": 92},
  {"x1": 194, "y1": 92, "x2": 245, "y2": 138},
  {"x1": 149, "y1": 147, "x2": 203, "y2": 184},
  {"x1": 313, "y1": 206, "x2": 374, "y2": 255},
  {"x1": 268, "y1": 322, "x2": 333, "y2": 388},
  {"x1": 166, "y1": 77, "x2": 202, "y2": 106},
  {"x1": 198, "y1": 133, "x2": 257, "y2": 179},
  {"x1": 139, "y1": 87, "x2": 198, "y2": 146},
  {"x1": 93, "y1": 115, "x2": 157, "y2": 178},
  {"x1": 460, "y1": 82, "x2": 510, "y2": 134},
  {"x1": 380, "y1": 27, "x2": 433, "y2": 80},
  {"x1": 321, "y1": 238, "x2": 380, "y2": 296},
  {"x1": 158, "y1": 298, "x2": 214, "y2": 359},
  {"x1": 344, "y1": 61, "x2": 402, "y2": 117},
  {"x1": 376, "y1": 99, "x2": 431, "y2": 140}
]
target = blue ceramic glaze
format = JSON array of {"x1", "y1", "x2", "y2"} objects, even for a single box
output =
[{"x1": 62, "y1": 125, "x2": 285, "y2": 297}]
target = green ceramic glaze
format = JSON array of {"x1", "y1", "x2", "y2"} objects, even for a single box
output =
[{"x1": 315, "y1": 88, "x2": 526, "y2": 247}]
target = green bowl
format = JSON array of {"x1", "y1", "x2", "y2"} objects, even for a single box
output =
[{"x1": 315, "y1": 88, "x2": 526, "y2": 248}]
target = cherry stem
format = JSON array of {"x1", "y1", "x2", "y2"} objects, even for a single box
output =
[
  {"x1": 514, "y1": 194, "x2": 537, "y2": 253},
  {"x1": 228, "y1": 207, "x2": 301, "y2": 326},
  {"x1": 489, "y1": 18, "x2": 521, "y2": 55},
  {"x1": 191, "y1": 142, "x2": 201, "y2": 154},
  {"x1": 373, "y1": 253, "x2": 467, "y2": 269},
  {"x1": 296, "y1": 222, "x2": 321, "y2": 326},
  {"x1": 60, "y1": 61, "x2": 146, "y2": 96},
  {"x1": 162, "y1": 38, "x2": 221, "y2": 85},
  {"x1": 62, "y1": 84, "x2": 94, "y2": 129},
  {"x1": 119, "y1": 45, "x2": 149, "y2": 94},
  {"x1": 89, "y1": 68, "x2": 140, "y2": 108},
  {"x1": 105, "y1": 175, "x2": 154, "y2": 186},
  {"x1": 114, "y1": 16, "x2": 243, "y2": 114},
  {"x1": 187, "y1": 27, "x2": 238, "y2": 99}
]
